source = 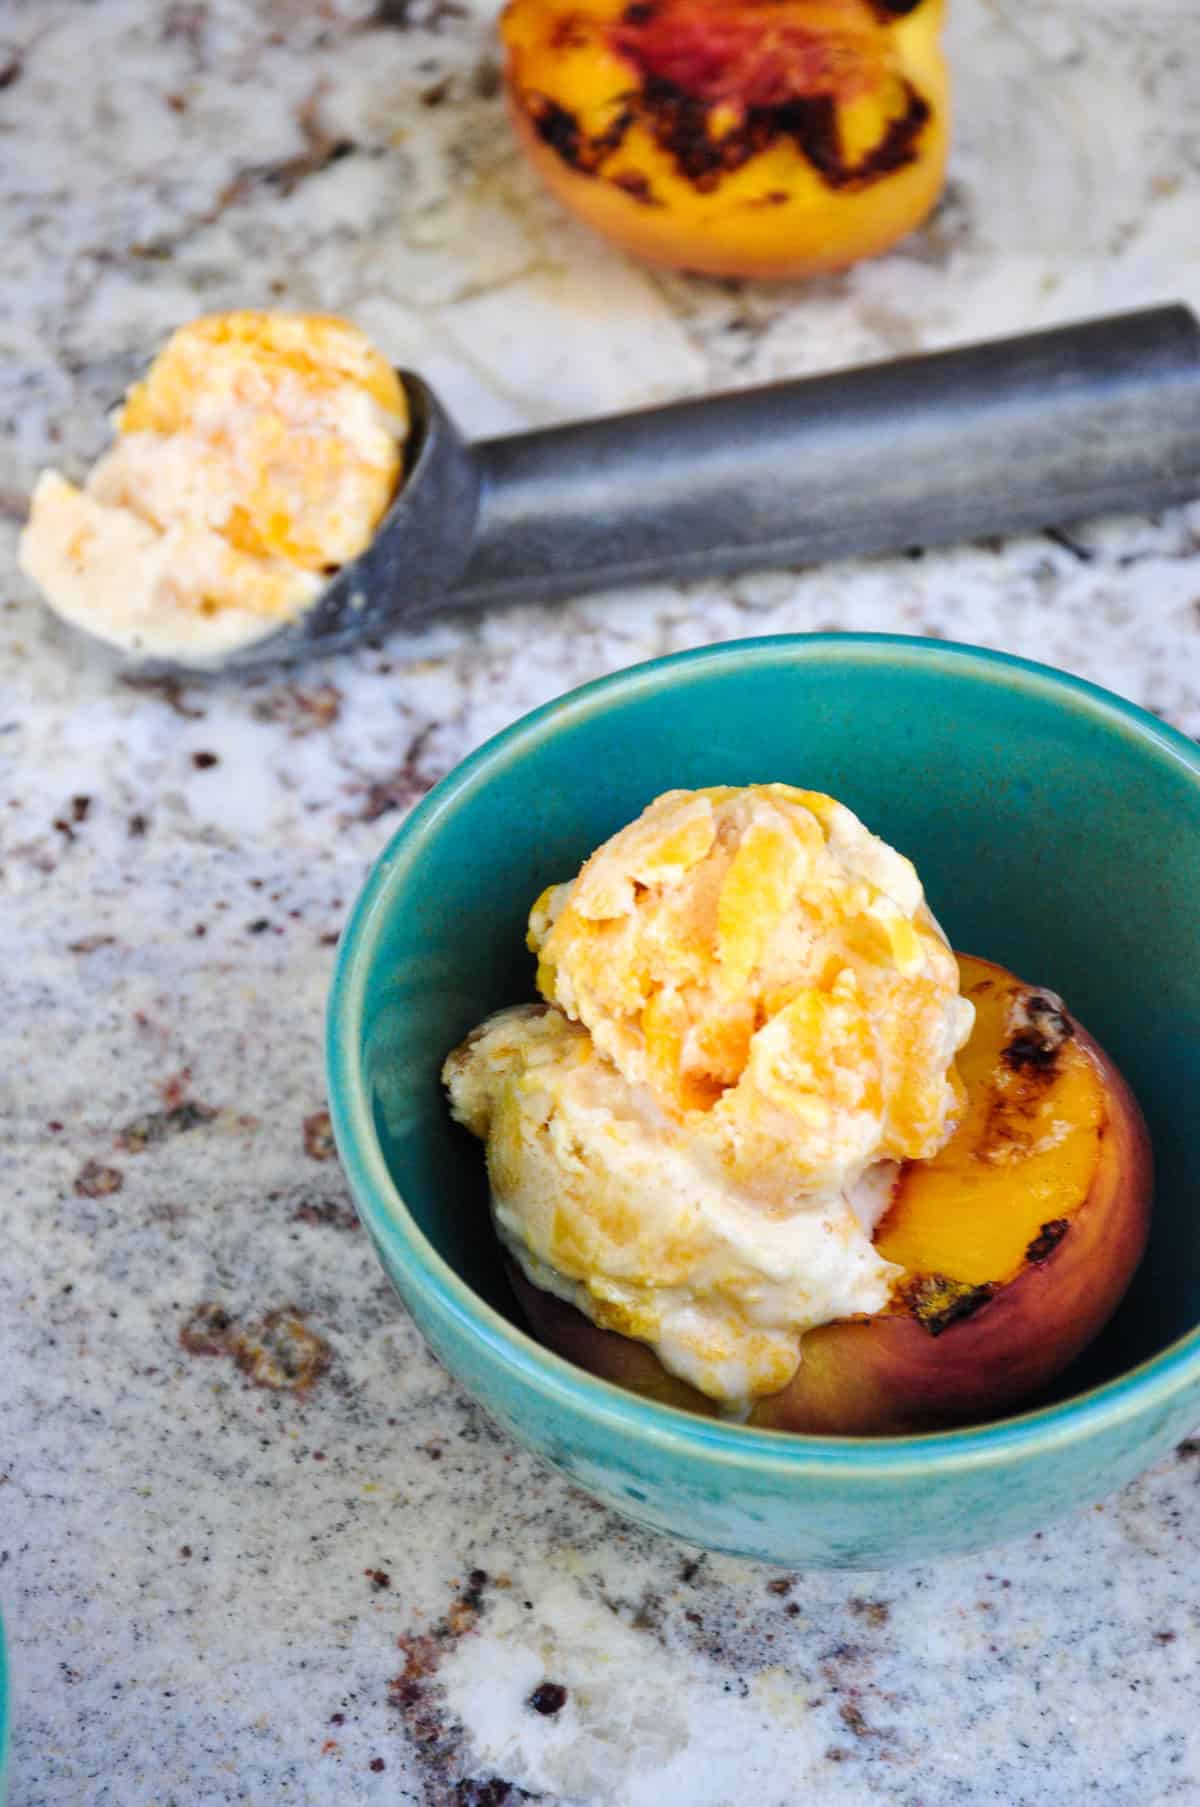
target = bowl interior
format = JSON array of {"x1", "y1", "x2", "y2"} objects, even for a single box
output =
[{"x1": 352, "y1": 637, "x2": 1200, "y2": 1419}]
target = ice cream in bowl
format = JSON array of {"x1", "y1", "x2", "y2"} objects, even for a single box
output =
[
  {"x1": 327, "y1": 636, "x2": 1200, "y2": 1566},
  {"x1": 445, "y1": 781, "x2": 1149, "y2": 1435}
]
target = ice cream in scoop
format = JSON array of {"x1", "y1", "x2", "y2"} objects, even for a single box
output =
[{"x1": 19, "y1": 310, "x2": 407, "y2": 661}]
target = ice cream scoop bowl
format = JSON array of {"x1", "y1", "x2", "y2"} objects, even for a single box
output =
[{"x1": 327, "y1": 634, "x2": 1200, "y2": 1567}]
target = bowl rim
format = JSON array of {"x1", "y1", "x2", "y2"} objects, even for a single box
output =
[{"x1": 328, "y1": 632, "x2": 1200, "y2": 1475}]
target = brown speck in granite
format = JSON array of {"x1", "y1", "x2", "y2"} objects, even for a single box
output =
[
  {"x1": 351, "y1": 723, "x2": 440, "y2": 823},
  {"x1": 390, "y1": 1632, "x2": 442, "y2": 1700},
  {"x1": 679, "y1": 1558, "x2": 703, "y2": 1583},
  {"x1": 369, "y1": 1757, "x2": 386, "y2": 1772},
  {"x1": 128, "y1": 813, "x2": 148, "y2": 837},
  {"x1": 785, "y1": 1602, "x2": 801, "y2": 1618},
  {"x1": 383, "y1": 1574, "x2": 499, "y2": 1791},
  {"x1": 838, "y1": 1701, "x2": 872, "y2": 1738},
  {"x1": 330, "y1": 1712, "x2": 345, "y2": 1726},
  {"x1": 216, "y1": 84, "x2": 359, "y2": 207},
  {"x1": 74, "y1": 1160, "x2": 124, "y2": 1199},
  {"x1": 70, "y1": 795, "x2": 91, "y2": 822},
  {"x1": 766, "y1": 1577, "x2": 792, "y2": 1597},
  {"x1": 233, "y1": 1307, "x2": 332, "y2": 1392},
  {"x1": 303, "y1": 1110, "x2": 337, "y2": 1162},
  {"x1": 179, "y1": 1301, "x2": 236, "y2": 1358},
  {"x1": 0, "y1": 52, "x2": 22, "y2": 91},
  {"x1": 179, "y1": 1545, "x2": 192, "y2": 1559},
  {"x1": 67, "y1": 934, "x2": 116, "y2": 954},
  {"x1": 446, "y1": 1580, "x2": 486, "y2": 1636},
  {"x1": 117, "y1": 1100, "x2": 217, "y2": 1152},
  {"x1": 47, "y1": 1121, "x2": 63, "y2": 1132},
  {"x1": 527, "y1": 1680, "x2": 568, "y2": 1716},
  {"x1": 179, "y1": 1303, "x2": 331, "y2": 1391},
  {"x1": 1154, "y1": 1631, "x2": 1178, "y2": 1645},
  {"x1": 7, "y1": 837, "x2": 58, "y2": 876},
  {"x1": 192, "y1": 750, "x2": 219, "y2": 770},
  {"x1": 291, "y1": 1197, "x2": 359, "y2": 1232},
  {"x1": 822, "y1": 1640, "x2": 869, "y2": 1679},
  {"x1": 849, "y1": 1598, "x2": 891, "y2": 1628},
  {"x1": 251, "y1": 683, "x2": 342, "y2": 736},
  {"x1": 421, "y1": 76, "x2": 453, "y2": 106},
  {"x1": 367, "y1": 1569, "x2": 392, "y2": 1591},
  {"x1": 159, "y1": 1070, "x2": 193, "y2": 1110},
  {"x1": 631, "y1": 1589, "x2": 663, "y2": 1632},
  {"x1": 122, "y1": 675, "x2": 206, "y2": 719}
]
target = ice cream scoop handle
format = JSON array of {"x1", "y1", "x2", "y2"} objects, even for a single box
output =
[{"x1": 449, "y1": 305, "x2": 1200, "y2": 607}]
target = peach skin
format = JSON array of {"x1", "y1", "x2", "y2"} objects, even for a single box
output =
[
  {"x1": 508, "y1": 956, "x2": 1153, "y2": 1435},
  {"x1": 501, "y1": 0, "x2": 950, "y2": 277}
]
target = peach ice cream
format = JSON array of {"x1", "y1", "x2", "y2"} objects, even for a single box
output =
[
  {"x1": 19, "y1": 310, "x2": 407, "y2": 662},
  {"x1": 445, "y1": 786, "x2": 974, "y2": 1410}
]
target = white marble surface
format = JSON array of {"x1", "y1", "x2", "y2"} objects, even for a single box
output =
[{"x1": 3, "y1": 1, "x2": 1200, "y2": 1801}]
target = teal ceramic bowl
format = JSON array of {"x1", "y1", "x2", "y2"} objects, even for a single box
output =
[{"x1": 327, "y1": 634, "x2": 1200, "y2": 1567}]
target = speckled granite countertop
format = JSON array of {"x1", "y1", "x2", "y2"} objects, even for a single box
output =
[{"x1": 4, "y1": 2, "x2": 1200, "y2": 1801}]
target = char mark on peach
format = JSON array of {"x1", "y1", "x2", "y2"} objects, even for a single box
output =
[
  {"x1": 524, "y1": 74, "x2": 930, "y2": 194},
  {"x1": 1025, "y1": 1219, "x2": 1070, "y2": 1264},
  {"x1": 899, "y1": 1272, "x2": 998, "y2": 1337}
]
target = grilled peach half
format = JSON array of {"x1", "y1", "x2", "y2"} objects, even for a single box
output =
[
  {"x1": 508, "y1": 955, "x2": 1153, "y2": 1434},
  {"x1": 501, "y1": 0, "x2": 950, "y2": 279}
]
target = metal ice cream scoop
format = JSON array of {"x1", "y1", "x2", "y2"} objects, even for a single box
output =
[{"x1": 136, "y1": 303, "x2": 1200, "y2": 668}]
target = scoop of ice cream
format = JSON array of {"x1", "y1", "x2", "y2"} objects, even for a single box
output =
[
  {"x1": 19, "y1": 310, "x2": 407, "y2": 661},
  {"x1": 444, "y1": 1002, "x2": 899, "y2": 1407},
  {"x1": 530, "y1": 785, "x2": 973, "y2": 1203}
]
